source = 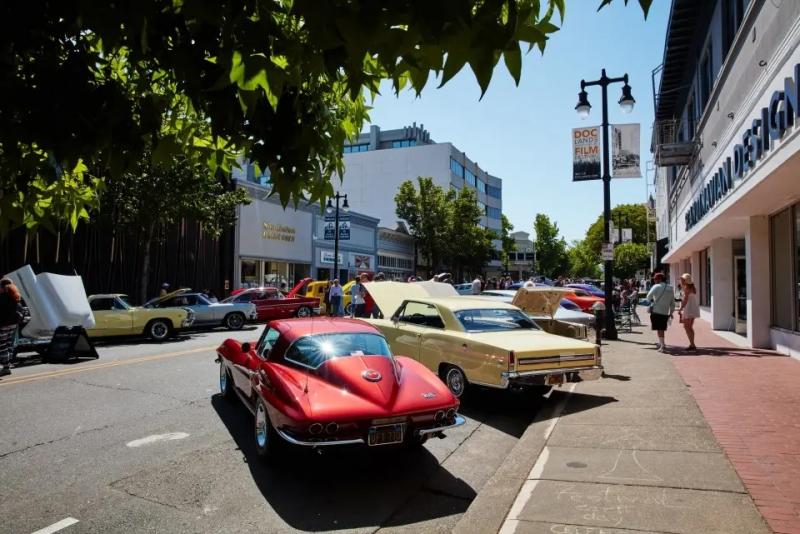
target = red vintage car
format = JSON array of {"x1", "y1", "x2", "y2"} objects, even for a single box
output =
[
  {"x1": 223, "y1": 286, "x2": 320, "y2": 321},
  {"x1": 216, "y1": 318, "x2": 465, "y2": 457},
  {"x1": 563, "y1": 288, "x2": 604, "y2": 313}
]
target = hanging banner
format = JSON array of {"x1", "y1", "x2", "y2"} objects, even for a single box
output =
[
  {"x1": 611, "y1": 123, "x2": 642, "y2": 178},
  {"x1": 323, "y1": 214, "x2": 350, "y2": 240},
  {"x1": 572, "y1": 126, "x2": 601, "y2": 181}
]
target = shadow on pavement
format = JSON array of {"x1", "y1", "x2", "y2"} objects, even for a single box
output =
[
  {"x1": 666, "y1": 346, "x2": 781, "y2": 358},
  {"x1": 601, "y1": 372, "x2": 631, "y2": 381},
  {"x1": 553, "y1": 390, "x2": 619, "y2": 416},
  {"x1": 457, "y1": 386, "x2": 546, "y2": 438},
  {"x1": 211, "y1": 395, "x2": 475, "y2": 531}
]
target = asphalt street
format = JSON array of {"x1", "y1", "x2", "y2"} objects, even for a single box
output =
[{"x1": 0, "y1": 326, "x2": 547, "y2": 534}]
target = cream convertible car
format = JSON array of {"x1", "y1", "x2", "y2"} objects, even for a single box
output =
[{"x1": 364, "y1": 282, "x2": 603, "y2": 397}]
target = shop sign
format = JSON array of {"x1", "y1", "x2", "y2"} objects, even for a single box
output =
[
  {"x1": 262, "y1": 223, "x2": 295, "y2": 242},
  {"x1": 320, "y1": 250, "x2": 344, "y2": 265},
  {"x1": 572, "y1": 126, "x2": 601, "y2": 181},
  {"x1": 323, "y1": 214, "x2": 350, "y2": 240},
  {"x1": 686, "y1": 63, "x2": 800, "y2": 231}
]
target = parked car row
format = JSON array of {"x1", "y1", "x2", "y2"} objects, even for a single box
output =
[{"x1": 216, "y1": 282, "x2": 603, "y2": 458}]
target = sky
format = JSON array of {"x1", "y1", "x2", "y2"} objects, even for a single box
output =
[{"x1": 365, "y1": 1, "x2": 671, "y2": 243}]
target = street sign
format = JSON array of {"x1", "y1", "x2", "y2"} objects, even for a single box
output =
[
  {"x1": 621, "y1": 228, "x2": 633, "y2": 243},
  {"x1": 572, "y1": 126, "x2": 601, "y2": 181},
  {"x1": 601, "y1": 242, "x2": 614, "y2": 261}
]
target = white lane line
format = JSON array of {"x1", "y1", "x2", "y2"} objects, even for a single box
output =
[
  {"x1": 31, "y1": 517, "x2": 79, "y2": 534},
  {"x1": 499, "y1": 383, "x2": 577, "y2": 532},
  {"x1": 126, "y1": 432, "x2": 190, "y2": 448}
]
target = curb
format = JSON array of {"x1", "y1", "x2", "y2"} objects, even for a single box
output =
[{"x1": 452, "y1": 384, "x2": 575, "y2": 534}]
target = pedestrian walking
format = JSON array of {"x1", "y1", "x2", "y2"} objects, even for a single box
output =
[
  {"x1": 329, "y1": 279, "x2": 343, "y2": 317},
  {"x1": 351, "y1": 275, "x2": 366, "y2": 318},
  {"x1": 678, "y1": 273, "x2": 700, "y2": 350},
  {"x1": 0, "y1": 278, "x2": 23, "y2": 377},
  {"x1": 646, "y1": 272, "x2": 675, "y2": 352}
]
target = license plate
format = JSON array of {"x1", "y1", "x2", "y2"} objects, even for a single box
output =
[
  {"x1": 546, "y1": 374, "x2": 565, "y2": 385},
  {"x1": 368, "y1": 424, "x2": 405, "y2": 446}
]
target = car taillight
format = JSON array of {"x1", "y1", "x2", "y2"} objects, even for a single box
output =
[{"x1": 509, "y1": 350, "x2": 516, "y2": 371}]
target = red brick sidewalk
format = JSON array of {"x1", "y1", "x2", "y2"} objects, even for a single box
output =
[{"x1": 646, "y1": 313, "x2": 800, "y2": 534}]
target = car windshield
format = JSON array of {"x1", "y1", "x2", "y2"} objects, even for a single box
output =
[
  {"x1": 285, "y1": 333, "x2": 393, "y2": 370},
  {"x1": 454, "y1": 308, "x2": 539, "y2": 333}
]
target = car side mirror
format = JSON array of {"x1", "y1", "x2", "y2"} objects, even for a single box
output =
[{"x1": 241, "y1": 342, "x2": 251, "y2": 353}]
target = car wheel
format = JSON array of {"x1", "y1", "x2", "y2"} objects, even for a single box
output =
[
  {"x1": 442, "y1": 365, "x2": 467, "y2": 398},
  {"x1": 219, "y1": 361, "x2": 234, "y2": 400},
  {"x1": 224, "y1": 312, "x2": 245, "y2": 331},
  {"x1": 296, "y1": 306, "x2": 311, "y2": 318},
  {"x1": 147, "y1": 319, "x2": 171, "y2": 341},
  {"x1": 254, "y1": 398, "x2": 280, "y2": 459}
]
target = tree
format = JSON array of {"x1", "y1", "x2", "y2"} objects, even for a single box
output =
[
  {"x1": 584, "y1": 203, "x2": 655, "y2": 256},
  {"x1": 613, "y1": 242, "x2": 650, "y2": 279},
  {"x1": 395, "y1": 178, "x2": 451, "y2": 276},
  {"x1": 533, "y1": 213, "x2": 569, "y2": 278},
  {"x1": 500, "y1": 214, "x2": 517, "y2": 268},
  {"x1": 448, "y1": 188, "x2": 496, "y2": 279},
  {"x1": 1, "y1": 1, "x2": 652, "y2": 233},
  {"x1": 568, "y1": 239, "x2": 601, "y2": 279},
  {"x1": 103, "y1": 154, "x2": 249, "y2": 303}
]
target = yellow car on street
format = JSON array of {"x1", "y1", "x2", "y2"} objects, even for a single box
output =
[
  {"x1": 299, "y1": 280, "x2": 356, "y2": 315},
  {"x1": 364, "y1": 281, "x2": 602, "y2": 397},
  {"x1": 86, "y1": 294, "x2": 195, "y2": 341}
]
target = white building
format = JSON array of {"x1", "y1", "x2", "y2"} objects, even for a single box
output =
[
  {"x1": 653, "y1": 0, "x2": 800, "y2": 356},
  {"x1": 340, "y1": 124, "x2": 504, "y2": 274}
]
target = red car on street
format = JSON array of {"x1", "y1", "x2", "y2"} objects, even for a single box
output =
[
  {"x1": 216, "y1": 318, "x2": 464, "y2": 457},
  {"x1": 562, "y1": 288, "x2": 604, "y2": 313},
  {"x1": 224, "y1": 286, "x2": 320, "y2": 321}
]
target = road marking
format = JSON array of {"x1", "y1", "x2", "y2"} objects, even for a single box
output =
[
  {"x1": 31, "y1": 517, "x2": 79, "y2": 534},
  {"x1": 499, "y1": 383, "x2": 576, "y2": 533},
  {"x1": 126, "y1": 432, "x2": 190, "y2": 448},
  {"x1": 0, "y1": 345, "x2": 216, "y2": 387}
]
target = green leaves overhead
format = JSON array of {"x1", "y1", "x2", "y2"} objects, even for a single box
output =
[
  {"x1": 0, "y1": 0, "x2": 651, "y2": 234},
  {"x1": 597, "y1": 0, "x2": 653, "y2": 19}
]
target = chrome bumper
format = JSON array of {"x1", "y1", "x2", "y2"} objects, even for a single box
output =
[
  {"x1": 500, "y1": 365, "x2": 603, "y2": 388},
  {"x1": 276, "y1": 428, "x2": 365, "y2": 447},
  {"x1": 417, "y1": 415, "x2": 466, "y2": 436}
]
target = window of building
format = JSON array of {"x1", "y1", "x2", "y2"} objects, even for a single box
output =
[
  {"x1": 343, "y1": 144, "x2": 369, "y2": 153},
  {"x1": 771, "y1": 207, "x2": 795, "y2": 330},
  {"x1": 391, "y1": 139, "x2": 417, "y2": 148},
  {"x1": 487, "y1": 185, "x2": 501, "y2": 199},
  {"x1": 486, "y1": 206, "x2": 502, "y2": 219},
  {"x1": 723, "y1": 0, "x2": 750, "y2": 59},
  {"x1": 705, "y1": 249, "x2": 712, "y2": 307},
  {"x1": 699, "y1": 45, "x2": 713, "y2": 112},
  {"x1": 378, "y1": 255, "x2": 414, "y2": 271},
  {"x1": 465, "y1": 168, "x2": 477, "y2": 187},
  {"x1": 476, "y1": 180, "x2": 487, "y2": 194},
  {"x1": 698, "y1": 248, "x2": 711, "y2": 306},
  {"x1": 450, "y1": 158, "x2": 465, "y2": 178},
  {"x1": 686, "y1": 95, "x2": 696, "y2": 140}
]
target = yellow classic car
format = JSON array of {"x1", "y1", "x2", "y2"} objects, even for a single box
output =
[
  {"x1": 300, "y1": 280, "x2": 356, "y2": 315},
  {"x1": 86, "y1": 294, "x2": 195, "y2": 341},
  {"x1": 364, "y1": 281, "x2": 602, "y2": 396}
]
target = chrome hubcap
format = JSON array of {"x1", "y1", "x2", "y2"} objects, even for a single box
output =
[
  {"x1": 255, "y1": 404, "x2": 267, "y2": 448},
  {"x1": 219, "y1": 363, "x2": 227, "y2": 393},
  {"x1": 297, "y1": 307, "x2": 310, "y2": 317},
  {"x1": 153, "y1": 323, "x2": 167, "y2": 338},
  {"x1": 448, "y1": 370, "x2": 464, "y2": 396}
]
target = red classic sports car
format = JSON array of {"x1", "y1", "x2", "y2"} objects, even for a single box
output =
[
  {"x1": 216, "y1": 317, "x2": 465, "y2": 457},
  {"x1": 562, "y1": 288, "x2": 604, "y2": 313},
  {"x1": 223, "y1": 287, "x2": 320, "y2": 321}
]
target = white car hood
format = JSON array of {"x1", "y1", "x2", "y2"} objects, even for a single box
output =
[{"x1": 6, "y1": 265, "x2": 95, "y2": 338}]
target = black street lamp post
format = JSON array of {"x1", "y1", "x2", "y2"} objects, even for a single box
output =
[
  {"x1": 576, "y1": 69, "x2": 636, "y2": 340},
  {"x1": 325, "y1": 193, "x2": 349, "y2": 281}
]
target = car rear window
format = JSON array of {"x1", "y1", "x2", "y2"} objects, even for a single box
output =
[
  {"x1": 284, "y1": 333, "x2": 392, "y2": 369},
  {"x1": 454, "y1": 308, "x2": 539, "y2": 333}
]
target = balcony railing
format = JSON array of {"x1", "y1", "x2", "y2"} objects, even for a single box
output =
[{"x1": 653, "y1": 119, "x2": 697, "y2": 166}]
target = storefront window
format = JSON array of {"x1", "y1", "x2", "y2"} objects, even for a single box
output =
[
  {"x1": 795, "y1": 208, "x2": 800, "y2": 330},
  {"x1": 705, "y1": 251, "x2": 711, "y2": 307},
  {"x1": 241, "y1": 259, "x2": 258, "y2": 288},
  {"x1": 771, "y1": 208, "x2": 794, "y2": 330}
]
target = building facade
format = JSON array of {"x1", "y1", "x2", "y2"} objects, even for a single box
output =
[
  {"x1": 652, "y1": 0, "x2": 800, "y2": 356},
  {"x1": 377, "y1": 226, "x2": 416, "y2": 281},
  {"x1": 340, "y1": 124, "x2": 504, "y2": 274},
  {"x1": 508, "y1": 231, "x2": 536, "y2": 280}
]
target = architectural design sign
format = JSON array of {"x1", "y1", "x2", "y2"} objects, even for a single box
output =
[
  {"x1": 611, "y1": 123, "x2": 641, "y2": 178},
  {"x1": 686, "y1": 63, "x2": 800, "y2": 231},
  {"x1": 572, "y1": 127, "x2": 601, "y2": 181},
  {"x1": 262, "y1": 223, "x2": 295, "y2": 242}
]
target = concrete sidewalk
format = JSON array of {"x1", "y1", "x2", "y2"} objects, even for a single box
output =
[{"x1": 454, "y1": 317, "x2": 771, "y2": 534}]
